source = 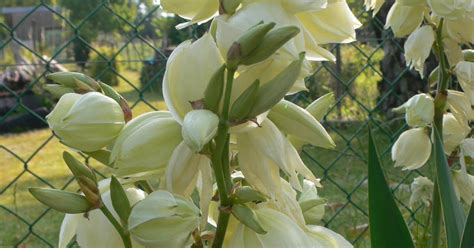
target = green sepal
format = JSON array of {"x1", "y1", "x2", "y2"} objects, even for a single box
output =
[
  {"x1": 99, "y1": 82, "x2": 132, "y2": 122},
  {"x1": 241, "y1": 26, "x2": 300, "y2": 66},
  {"x1": 29, "y1": 188, "x2": 92, "y2": 214},
  {"x1": 429, "y1": 66, "x2": 439, "y2": 86},
  {"x1": 203, "y1": 65, "x2": 226, "y2": 113},
  {"x1": 84, "y1": 149, "x2": 112, "y2": 168},
  {"x1": 231, "y1": 204, "x2": 267, "y2": 234},
  {"x1": 463, "y1": 50, "x2": 474, "y2": 62},
  {"x1": 220, "y1": 0, "x2": 241, "y2": 14},
  {"x1": 110, "y1": 176, "x2": 131, "y2": 225},
  {"x1": 229, "y1": 79, "x2": 260, "y2": 121},
  {"x1": 247, "y1": 54, "x2": 304, "y2": 118}
]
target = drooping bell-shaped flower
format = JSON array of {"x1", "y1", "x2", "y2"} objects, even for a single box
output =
[
  {"x1": 447, "y1": 90, "x2": 471, "y2": 123},
  {"x1": 110, "y1": 111, "x2": 182, "y2": 176},
  {"x1": 46, "y1": 92, "x2": 125, "y2": 152},
  {"x1": 226, "y1": 208, "x2": 315, "y2": 247},
  {"x1": 128, "y1": 190, "x2": 200, "y2": 247},
  {"x1": 392, "y1": 128, "x2": 432, "y2": 170},
  {"x1": 298, "y1": 180, "x2": 326, "y2": 225},
  {"x1": 452, "y1": 169, "x2": 474, "y2": 204},
  {"x1": 397, "y1": 93, "x2": 435, "y2": 127},
  {"x1": 58, "y1": 180, "x2": 146, "y2": 248},
  {"x1": 445, "y1": 11, "x2": 474, "y2": 44},
  {"x1": 182, "y1": 109, "x2": 219, "y2": 152},
  {"x1": 427, "y1": 0, "x2": 470, "y2": 20},
  {"x1": 385, "y1": 1, "x2": 426, "y2": 37},
  {"x1": 456, "y1": 61, "x2": 474, "y2": 104},
  {"x1": 443, "y1": 113, "x2": 471, "y2": 155},
  {"x1": 160, "y1": 0, "x2": 219, "y2": 28},
  {"x1": 404, "y1": 25, "x2": 436, "y2": 77},
  {"x1": 409, "y1": 176, "x2": 434, "y2": 208}
]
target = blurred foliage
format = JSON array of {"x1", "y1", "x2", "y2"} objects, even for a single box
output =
[{"x1": 89, "y1": 46, "x2": 122, "y2": 86}]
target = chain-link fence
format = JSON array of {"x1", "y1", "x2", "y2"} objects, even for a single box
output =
[{"x1": 0, "y1": 1, "x2": 431, "y2": 247}]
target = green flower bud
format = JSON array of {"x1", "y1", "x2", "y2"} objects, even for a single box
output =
[
  {"x1": 268, "y1": 100, "x2": 335, "y2": 149},
  {"x1": 29, "y1": 188, "x2": 92, "y2": 214},
  {"x1": 227, "y1": 22, "x2": 276, "y2": 69},
  {"x1": 47, "y1": 72, "x2": 100, "y2": 92},
  {"x1": 231, "y1": 204, "x2": 267, "y2": 234},
  {"x1": 203, "y1": 65, "x2": 226, "y2": 113},
  {"x1": 233, "y1": 186, "x2": 267, "y2": 203},
  {"x1": 63, "y1": 151, "x2": 97, "y2": 183},
  {"x1": 46, "y1": 92, "x2": 125, "y2": 152},
  {"x1": 182, "y1": 110, "x2": 219, "y2": 152},
  {"x1": 110, "y1": 111, "x2": 182, "y2": 176},
  {"x1": 428, "y1": 66, "x2": 439, "y2": 86},
  {"x1": 241, "y1": 26, "x2": 300, "y2": 66},
  {"x1": 247, "y1": 54, "x2": 304, "y2": 118},
  {"x1": 128, "y1": 190, "x2": 200, "y2": 247},
  {"x1": 229, "y1": 79, "x2": 260, "y2": 121},
  {"x1": 99, "y1": 82, "x2": 133, "y2": 122}
]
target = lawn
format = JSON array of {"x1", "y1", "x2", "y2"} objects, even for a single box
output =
[{"x1": 0, "y1": 70, "x2": 432, "y2": 247}]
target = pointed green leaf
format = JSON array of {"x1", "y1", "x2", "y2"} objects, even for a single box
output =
[
  {"x1": 368, "y1": 128, "x2": 414, "y2": 248},
  {"x1": 460, "y1": 202, "x2": 474, "y2": 248},
  {"x1": 29, "y1": 188, "x2": 92, "y2": 213},
  {"x1": 232, "y1": 204, "x2": 267, "y2": 234},
  {"x1": 110, "y1": 176, "x2": 131, "y2": 224},
  {"x1": 433, "y1": 126, "x2": 465, "y2": 248}
]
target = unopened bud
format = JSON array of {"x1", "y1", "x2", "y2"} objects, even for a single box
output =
[
  {"x1": 231, "y1": 204, "x2": 267, "y2": 234},
  {"x1": 229, "y1": 79, "x2": 260, "y2": 121},
  {"x1": 44, "y1": 84, "x2": 74, "y2": 98},
  {"x1": 47, "y1": 72, "x2": 100, "y2": 92},
  {"x1": 203, "y1": 65, "x2": 226, "y2": 113},
  {"x1": 241, "y1": 26, "x2": 300, "y2": 66},
  {"x1": 404, "y1": 93, "x2": 435, "y2": 127},
  {"x1": 247, "y1": 54, "x2": 304, "y2": 118},
  {"x1": 182, "y1": 110, "x2": 219, "y2": 152},
  {"x1": 76, "y1": 176, "x2": 101, "y2": 208},
  {"x1": 63, "y1": 151, "x2": 97, "y2": 183},
  {"x1": 29, "y1": 188, "x2": 92, "y2": 213},
  {"x1": 227, "y1": 22, "x2": 275, "y2": 69}
]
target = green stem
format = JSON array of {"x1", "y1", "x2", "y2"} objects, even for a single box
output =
[
  {"x1": 100, "y1": 206, "x2": 132, "y2": 248},
  {"x1": 430, "y1": 18, "x2": 448, "y2": 248},
  {"x1": 211, "y1": 69, "x2": 236, "y2": 248}
]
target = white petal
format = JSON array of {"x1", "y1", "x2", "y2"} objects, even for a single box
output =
[{"x1": 58, "y1": 214, "x2": 80, "y2": 248}]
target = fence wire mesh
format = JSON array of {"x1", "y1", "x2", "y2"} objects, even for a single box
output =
[{"x1": 0, "y1": 1, "x2": 430, "y2": 247}]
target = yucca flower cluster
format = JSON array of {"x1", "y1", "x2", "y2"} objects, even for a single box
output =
[
  {"x1": 30, "y1": 0, "x2": 362, "y2": 247},
  {"x1": 367, "y1": 0, "x2": 474, "y2": 210}
]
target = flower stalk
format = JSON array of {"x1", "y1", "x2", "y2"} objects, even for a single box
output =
[
  {"x1": 211, "y1": 68, "x2": 236, "y2": 248},
  {"x1": 431, "y1": 18, "x2": 448, "y2": 248}
]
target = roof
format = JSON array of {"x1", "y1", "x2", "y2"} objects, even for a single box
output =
[{"x1": 1, "y1": 6, "x2": 60, "y2": 14}]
